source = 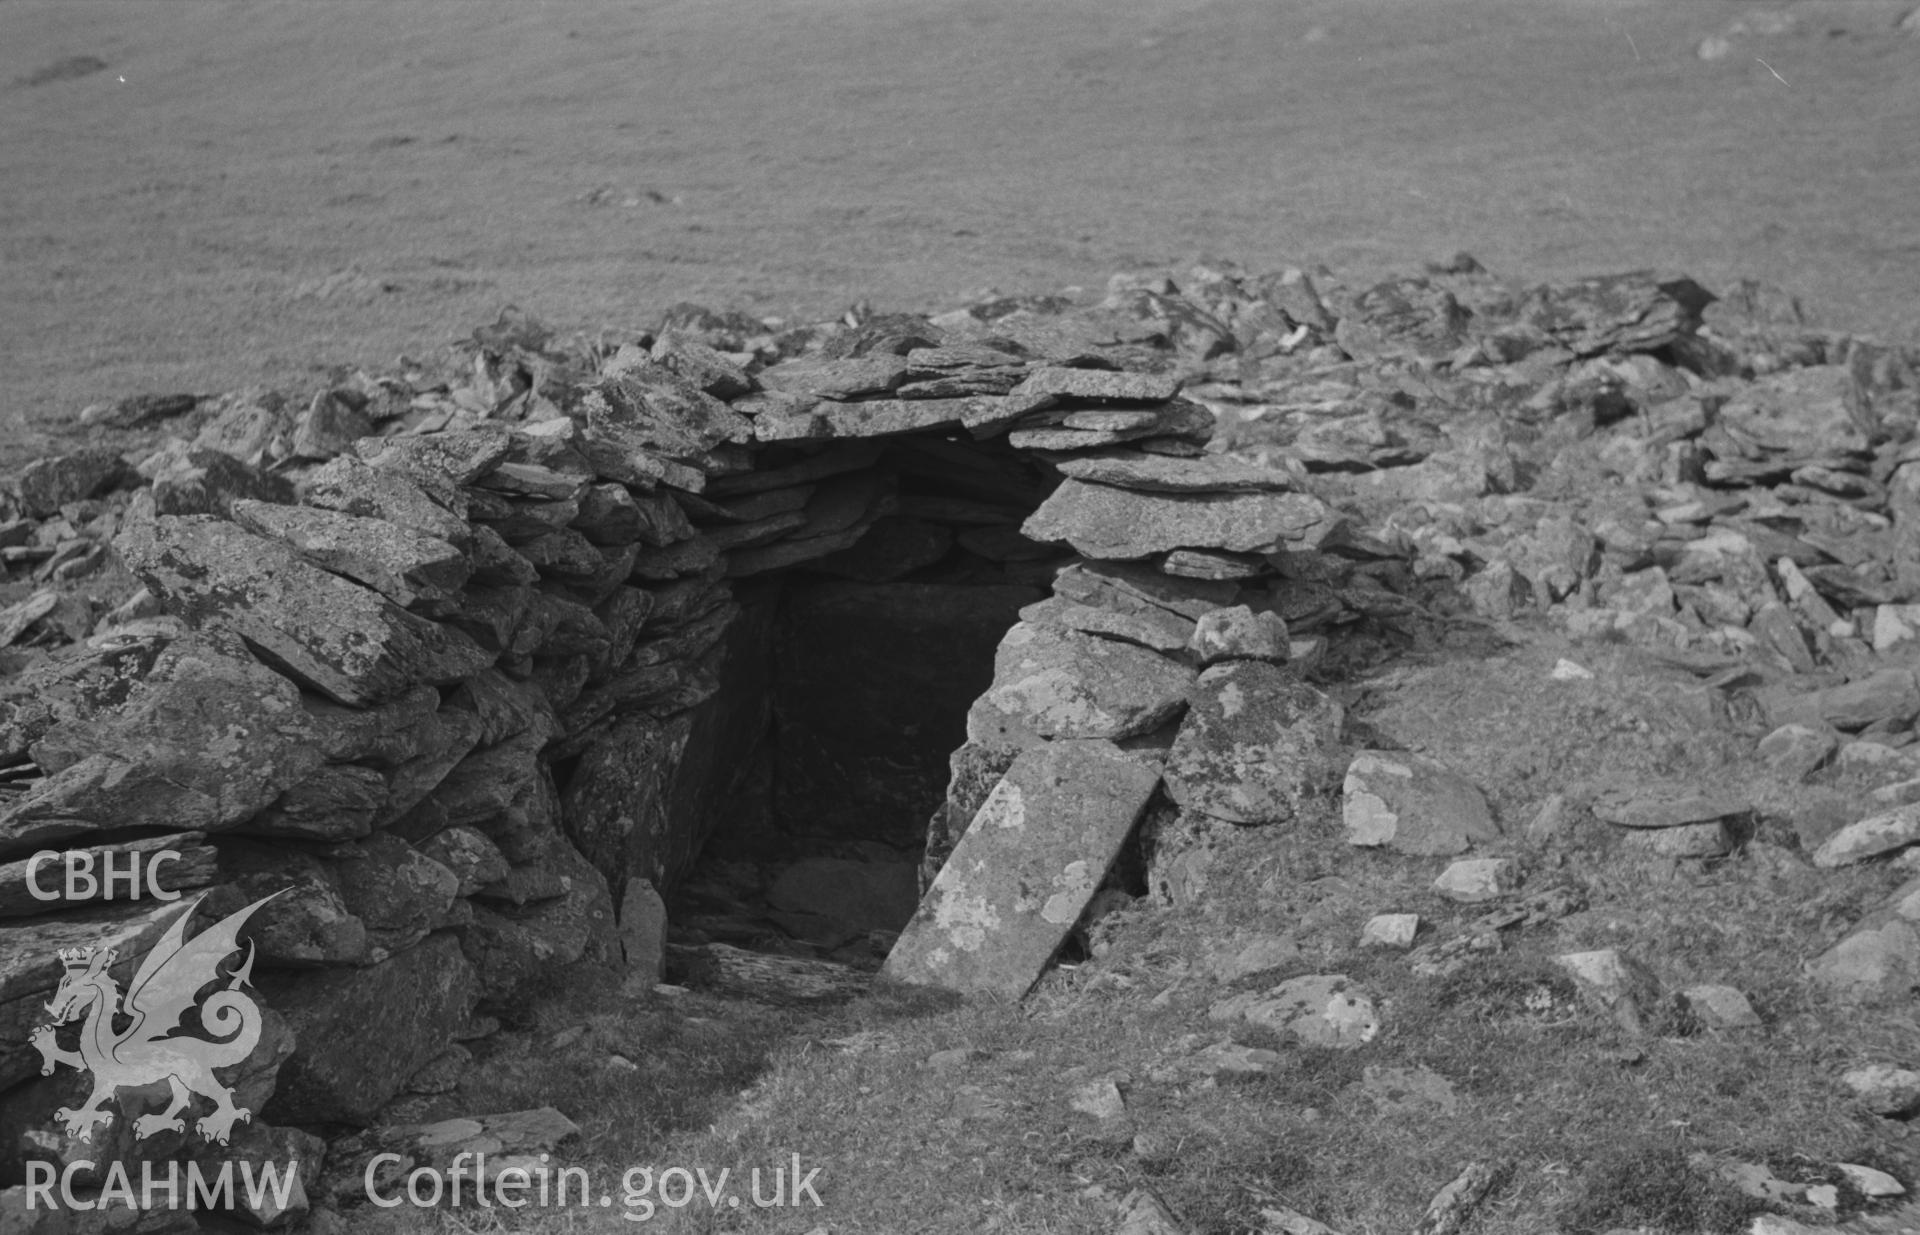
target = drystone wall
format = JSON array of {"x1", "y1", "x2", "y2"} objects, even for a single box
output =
[{"x1": 3, "y1": 254, "x2": 1919, "y2": 1224}]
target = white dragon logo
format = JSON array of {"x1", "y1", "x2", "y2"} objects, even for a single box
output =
[{"x1": 31, "y1": 892, "x2": 280, "y2": 1146}]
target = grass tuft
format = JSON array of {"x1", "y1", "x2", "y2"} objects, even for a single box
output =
[{"x1": 1558, "y1": 1138, "x2": 1767, "y2": 1235}]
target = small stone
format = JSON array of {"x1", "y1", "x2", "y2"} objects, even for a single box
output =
[
  {"x1": 1432, "y1": 858, "x2": 1518, "y2": 903},
  {"x1": 1678, "y1": 983, "x2": 1762, "y2": 1029},
  {"x1": 1554, "y1": 948, "x2": 1660, "y2": 1028},
  {"x1": 1619, "y1": 820, "x2": 1732, "y2": 858},
  {"x1": 1344, "y1": 751, "x2": 1501, "y2": 855},
  {"x1": 1869, "y1": 774, "x2": 1920, "y2": 807},
  {"x1": 1069, "y1": 1076, "x2": 1130, "y2": 1125},
  {"x1": 1209, "y1": 974, "x2": 1380, "y2": 1049},
  {"x1": 1361, "y1": 914, "x2": 1419, "y2": 949},
  {"x1": 1550, "y1": 658, "x2": 1594, "y2": 681},
  {"x1": 1525, "y1": 794, "x2": 1570, "y2": 843},
  {"x1": 1356, "y1": 1064, "x2": 1458, "y2": 1116},
  {"x1": 618, "y1": 877, "x2": 668, "y2": 983},
  {"x1": 1208, "y1": 932, "x2": 1303, "y2": 981},
  {"x1": 1805, "y1": 875, "x2": 1920, "y2": 1003},
  {"x1": 1873, "y1": 604, "x2": 1920, "y2": 653},
  {"x1": 1835, "y1": 1163, "x2": 1905, "y2": 1197},
  {"x1": 1841, "y1": 1064, "x2": 1920, "y2": 1116},
  {"x1": 1188, "y1": 1041, "x2": 1284, "y2": 1078},
  {"x1": 1757, "y1": 723, "x2": 1838, "y2": 781},
  {"x1": 1464, "y1": 559, "x2": 1532, "y2": 619},
  {"x1": 1813, "y1": 804, "x2": 1920, "y2": 867},
  {"x1": 1846, "y1": 741, "x2": 1916, "y2": 772},
  {"x1": 1591, "y1": 787, "x2": 1746, "y2": 829},
  {"x1": 1188, "y1": 605, "x2": 1290, "y2": 665}
]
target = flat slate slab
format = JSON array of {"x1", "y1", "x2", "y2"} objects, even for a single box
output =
[
  {"x1": 882, "y1": 739, "x2": 1160, "y2": 998},
  {"x1": 1022, "y1": 479, "x2": 1343, "y2": 558},
  {"x1": 1054, "y1": 452, "x2": 1298, "y2": 494}
]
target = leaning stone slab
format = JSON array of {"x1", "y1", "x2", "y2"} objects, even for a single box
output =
[
  {"x1": 971, "y1": 621, "x2": 1193, "y2": 744},
  {"x1": 1023, "y1": 479, "x2": 1343, "y2": 558},
  {"x1": 882, "y1": 739, "x2": 1159, "y2": 998},
  {"x1": 120, "y1": 514, "x2": 494, "y2": 706},
  {"x1": 1813, "y1": 803, "x2": 1920, "y2": 868},
  {"x1": 1165, "y1": 661, "x2": 1344, "y2": 826},
  {"x1": 1343, "y1": 750, "x2": 1500, "y2": 855}
]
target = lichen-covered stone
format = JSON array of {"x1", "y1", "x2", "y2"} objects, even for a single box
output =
[
  {"x1": 301, "y1": 454, "x2": 473, "y2": 549},
  {"x1": 261, "y1": 933, "x2": 478, "y2": 1124},
  {"x1": 1208, "y1": 974, "x2": 1380, "y2": 1048},
  {"x1": 4, "y1": 635, "x2": 324, "y2": 853},
  {"x1": 1164, "y1": 662, "x2": 1344, "y2": 826},
  {"x1": 150, "y1": 447, "x2": 295, "y2": 517},
  {"x1": 14, "y1": 448, "x2": 133, "y2": 517},
  {"x1": 457, "y1": 840, "x2": 617, "y2": 1000},
  {"x1": 1342, "y1": 750, "x2": 1500, "y2": 855},
  {"x1": 232, "y1": 499, "x2": 471, "y2": 611},
  {"x1": 970, "y1": 621, "x2": 1193, "y2": 744},
  {"x1": 119, "y1": 514, "x2": 493, "y2": 707}
]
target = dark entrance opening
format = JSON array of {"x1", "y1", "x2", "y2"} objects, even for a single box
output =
[{"x1": 666, "y1": 435, "x2": 1068, "y2": 964}]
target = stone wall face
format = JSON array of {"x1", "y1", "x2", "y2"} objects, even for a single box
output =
[{"x1": 5, "y1": 255, "x2": 1911, "y2": 1209}]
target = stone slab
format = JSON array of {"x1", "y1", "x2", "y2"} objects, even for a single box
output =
[
  {"x1": 882, "y1": 739, "x2": 1159, "y2": 997},
  {"x1": 1023, "y1": 479, "x2": 1343, "y2": 558}
]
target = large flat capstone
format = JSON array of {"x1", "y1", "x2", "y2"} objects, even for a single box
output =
[
  {"x1": 1022, "y1": 479, "x2": 1343, "y2": 559},
  {"x1": 882, "y1": 739, "x2": 1160, "y2": 998}
]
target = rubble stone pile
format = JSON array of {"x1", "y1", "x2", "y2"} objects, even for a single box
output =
[{"x1": 2, "y1": 251, "x2": 1918, "y2": 1222}]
